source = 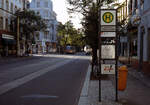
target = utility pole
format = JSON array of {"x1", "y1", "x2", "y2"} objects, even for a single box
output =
[
  {"x1": 138, "y1": 0, "x2": 142, "y2": 72},
  {"x1": 17, "y1": 16, "x2": 20, "y2": 56}
]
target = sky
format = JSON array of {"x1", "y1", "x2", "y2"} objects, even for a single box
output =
[
  {"x1": 52, "y1": 0, "x2": 82, "y2": 29},
  {"x1": 29, "y1": 0, "x2": 82, "y2": 29}
]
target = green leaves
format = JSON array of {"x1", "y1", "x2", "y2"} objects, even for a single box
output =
[
  {"x1": 14, "y1": 10, "x2": 47, "y2": 38},
  {"x1": 57, "y1": 21, "x2": 85, "y2": 47}
]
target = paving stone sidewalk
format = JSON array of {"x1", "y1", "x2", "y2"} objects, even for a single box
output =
[{"x1": 78, "y1": 65, "x2": 123, "y2": 105}]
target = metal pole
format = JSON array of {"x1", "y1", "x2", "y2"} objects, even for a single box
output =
[
  {"x1": 116, "y1": 10, "x2": 118, "y2": 101},
  {"x1": 97, "y1": 0, "x2": 101, "y2": 102},
  {"x1": 17, "y1": 16, "x2": 20, "y2": 56}
]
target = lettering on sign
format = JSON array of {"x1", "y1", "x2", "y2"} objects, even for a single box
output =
[
  {"x1": 101, "y1": 26, "x2": 116, "y2": 32},
  {"x1": 101, "y1": 60, "x2": 116, "y2": 64},
  {"x1": 2, "y1": 34, "x2": 14, "y2": 40},
  {"x1": 101, "y1": 32, "x2": 116, "y2": 37},
  {"x1": 101, "y1": 64, "x2": 115, "y2": 74}
]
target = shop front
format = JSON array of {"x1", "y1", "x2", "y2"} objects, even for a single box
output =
[{"x1": 0, "y1": 33, "x2": 16, "y2": 56}]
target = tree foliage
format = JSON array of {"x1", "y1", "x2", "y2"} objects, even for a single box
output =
[
  {"x1": 57, "y1": 21, "x2": 85, "y2": 48},
  {"x1": 67, "y1": 0, "x2": 116, "y2": 72},
  {"x1": 14, "y1": 10, "x2": 47, "y2": 40}
]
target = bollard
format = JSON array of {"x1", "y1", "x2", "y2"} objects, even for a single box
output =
[{"x1": 118, "y1": 66, "x2": 128, "y2": 91}]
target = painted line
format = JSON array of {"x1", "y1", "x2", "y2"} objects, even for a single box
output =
[
  {"x1": 0, "y1": 59, "x2": 75, "y2": 95},
  {"x1": 21, "y1": 94, "x2": 59, "y2": 99}
]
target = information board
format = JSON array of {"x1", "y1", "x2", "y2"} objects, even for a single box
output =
[
  {"x1": 101, "y1": 45, "x2": 115, "y2": 59},
  {"x1": 101, "y1": 64, "x2": 115, "y2": 74}
]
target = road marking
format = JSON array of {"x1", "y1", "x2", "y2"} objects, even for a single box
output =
[
  {"x1": 21, "y1": 94, "x2": 59, "y2": 99},
  {"x1": 0, "y1": 59, "x2": 75, "y2": 95}
]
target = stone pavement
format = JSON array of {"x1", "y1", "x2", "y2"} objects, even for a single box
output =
[
  {"x1": 78, "y1": 65, "x2": 123, "y2": 105},
  {"x1": 79, "y1": 64, "x2": 150, "y2": 105},
  {"x1": 127, "y1": 67, "x2": 150, "y2": 88}
]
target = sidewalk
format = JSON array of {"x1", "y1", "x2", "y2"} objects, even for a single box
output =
[
  {"x1": 127, "y1": 67, "x2": 150, "y2": 88},
  {"x1": 78, "y1": 65, "x2": 123, "y2": 105},
  {"x1": 79, "y1": 64, "x2": 150, "y2": 105}
]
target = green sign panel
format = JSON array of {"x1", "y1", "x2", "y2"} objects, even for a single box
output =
[{"x1": 102, "y1": 12, "x2": 114, "y2": 23}]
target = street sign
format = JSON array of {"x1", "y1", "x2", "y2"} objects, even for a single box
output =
[
  {"x1": 101, "y1": 64, "x2": 115, "y2": 74},
  {"x1": 101, "y1": 45, "x2": 115, "y2": 59},
  {"x1": 101, "y1": 32, "x2": 116, "y2": 37},
  {"x1": 101, "y1": 25, "x2": 116, "y2": 32},
  {"x1": 99, "y1": 9, "x2": 118, "y2": 102},
  {"x1": 2, "y1": 34, "x2": 14, "y2": 40},
  {"x1": 101, "y1": 60, "x2": 116, "y2": 64},
  {"x1": 101, "y1": 10, "x2": 116, "y2": 25}
]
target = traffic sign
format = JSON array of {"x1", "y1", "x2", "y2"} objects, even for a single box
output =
[
  {"x1": 101, "y1": 10, "x2": 116, "y2": 25},
  {"x1": 99, "y1": 9, "x2": 118, "y2": 102}
]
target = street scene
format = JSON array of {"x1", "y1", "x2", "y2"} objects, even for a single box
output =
[{"x1": 0, "y1": 0, "x2": 150, "y2": 105}]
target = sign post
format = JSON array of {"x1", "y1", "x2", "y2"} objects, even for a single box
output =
[{"x1": 99, "y1": 9, "x2": 118, "y2": 102}]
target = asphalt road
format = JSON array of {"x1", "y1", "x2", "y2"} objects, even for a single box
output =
[{"x1": 0, "y1": 54, "x2": 90, "y2": 105}]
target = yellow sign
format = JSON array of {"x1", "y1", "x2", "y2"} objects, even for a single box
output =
[{"x1": 102, "y1": 12, "x2": 114, "y2": 23}]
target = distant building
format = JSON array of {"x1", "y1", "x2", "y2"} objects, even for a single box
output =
[
  {"x1": 30, "y1": 0, "x2": 57, "y2": 54},
  {"x1": 0, "y1": 0, "x2": 29, "y2": 56}
]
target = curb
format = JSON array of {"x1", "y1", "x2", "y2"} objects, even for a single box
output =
[{"x1": 78, "y1": 65, "x2": 91, "y2": 105}]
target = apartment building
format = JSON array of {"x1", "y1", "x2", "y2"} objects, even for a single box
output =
[
  {"x1": 0, "y1": 0, "x2": 28, "y2": 56},
  {"x1": 118, "y1": 0, "x2": 150, "y2": 75},
  {"x1": 136, "y1": 0, "x2": 150, "y2": 74},
  {"x1": 30, "y1": 0, "x2": 57, "y2": 54}
]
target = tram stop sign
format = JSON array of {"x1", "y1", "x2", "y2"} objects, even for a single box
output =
[{"x1": 101, "y1": 10, "x2": 116, "y2": 26}]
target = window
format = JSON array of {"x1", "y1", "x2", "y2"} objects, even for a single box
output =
[
  {"x1": 37, "y1": 11, "x2": 40, "y2": 14},
  {"x1": 36, "y1": 33, "x2": 39, "y2": 40},
  {"x1": 19, "y1": 0, "x2": 22, "y2": 3},
  {"x1": 15, "y1": 6, "x2": 17, "y2": 12},
  {"x1": 141, "y1": 0, "x2": 144, "y2": 5},
  {"x1": 10, "y1": 20, "x2": 14, "y2": 32},
  {"x1": 44, "y1": 31, "x2": 49, "y2": 39},
  {"x1": 6, "y1": 0, "x2": 9, "y2": 11},
  {"x1": 11, "y1": 3, "x2": 13, "y2": 13},
  {"x1": 45, "y1": 10, "x2": 48, "y2": 17},
  {"x1": 44, "y1": 1, "x2": 48, "y2": 7},
  {"x1": 0, "y1": 17, "x2": 3, "y2": 29},
  {"x1": 37, "y1": 1, "x2": 40, "y2": 7},
  {"x1": 134, "y1": 0, "x2": 137, "y2": 9},
  {"x1": 5, "y1": 18, "x2": 8, "y2": 30},
  {"x1": 0, "y1": 0, "x2": 4, "y2": 8}
]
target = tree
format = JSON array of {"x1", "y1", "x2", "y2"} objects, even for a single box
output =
[
  {"x1": 57, "y1": 21, "x2": 85, "y2": 51},
  {"x1": 67, "y1": 0, "x2": 115, "y2": 74},
  {"x1": 13, "y1": 10, "x2": 47, "y2": 55}
]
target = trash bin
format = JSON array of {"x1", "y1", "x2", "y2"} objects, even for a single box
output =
[{"x1": 118, "y1": 66, "x2": 128, "y2": 91}]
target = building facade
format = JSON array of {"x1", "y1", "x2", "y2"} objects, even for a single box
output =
[
  {"x1": 136, "y1": 0, "x2": 150, "y2": 74},
  {"x1": 30, "y1": 0, "x2": 57, "y2": 54},
  {"x1": 0, "y1": 0, "x2": 28, "y2": 56},
  {"x1": 118, "y1": 0, "x2": 150, "y2": 75}
]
